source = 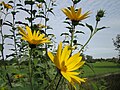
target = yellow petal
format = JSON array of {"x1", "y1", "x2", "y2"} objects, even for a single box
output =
[
  {"x1": 67, "y1": 71, "x2": 80, "y2": 76},
  {"x1": 64, "y1": 49, "x2": 71, "y2": 63},
  {"x1": 56, "y1": 42, "x2": 62, "y2": 63},
  {"x1": 33, "y1": 30, "x2": 36, "y2": 38},
  {"x1": 38, "y1": 34, "x2": 45, "y2": 40},
  {"x1": 62, "y1": 8, "x2": 72, "y2": 20},
  {"x1": 76, "y1": 8, "x2": 81, "y2": 20},
  {"x1": 70, "y1": 6, "x2": 76, "y2": 20},
  {"x1": 26, "y1": 26, "x2": 33, "y2": 38},
  {"x1": 66, "y1": 52, "x2": 80, "y2": 66},
  {"x1": 36, "y1": 30, "x2": 40, "y2": 38},
  {"x1": 48, "y1": 52, "x2": 54, "y2": 62},
  {"x1": 67, "y1": 56, "x2": 82, "y2": 70},
  {"x1": 68, "y1": 61, "x2": 85, "y2": 71},
  {"x1": 61, "y1": 71, "x2": 71, "y2": 83},
  {"x1": 60, "y1": 45, "x2": 69, "y2": 66}
]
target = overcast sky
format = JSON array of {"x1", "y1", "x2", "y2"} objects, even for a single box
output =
[{"x1": 1, "y1": 0, "x2": 120, "y2": 59}]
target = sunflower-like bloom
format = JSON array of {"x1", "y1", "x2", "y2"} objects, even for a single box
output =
[
  {"x1": 48, "y1": 42, "x2": 86, "y2": 89},
  {"x1": 1, "y1": 1, "x2": 12, "y2": 9},
  {"x1": 62, "y1": 6, "x2": 90, "y2": 22},
  {"x1": 18, "y1": 26, "x2": 50, "y2": 45}
]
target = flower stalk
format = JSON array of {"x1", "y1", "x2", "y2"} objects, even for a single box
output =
[
  {"x1": 28, "y1": 48, "x2": 34, "y2": 90},
  {"x1": 0, "y1": 18, "x2": 12, "y2": 88}
]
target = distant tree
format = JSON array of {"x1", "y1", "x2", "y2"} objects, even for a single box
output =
[
  {"x1": 113, "y1": 34, "x2": 120, "y2": 62},
  {"x1": 85, "y1": 55, "x2": 94, "y2": 63}
]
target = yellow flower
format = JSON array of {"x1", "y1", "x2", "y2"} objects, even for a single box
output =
[
  {"x1": 14, "y1": 74, "x2": 23, "y2": 79},
  {"x1": 18, "y1": 26, "x2": 50, "y2": 45},
  {"x1": 48, "y1": 42, "x2": 86, "y2": 89},
  {"x1": 1, "y1": 1, "x2": 12, "y2": 9},
  {"x1": 62, "y1": 6, "x2": 90, "y2": 22}
]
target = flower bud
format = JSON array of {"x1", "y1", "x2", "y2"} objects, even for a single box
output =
[
  {"x1": 97, "y1": 10, "x2": 105, "y2": 18},
  {"x1": 96, "y1": 9, "x2": 105, "y2": 22}
]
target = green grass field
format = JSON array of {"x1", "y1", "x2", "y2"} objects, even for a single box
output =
[{"x1": 81, "y1": 61, "x2": 120, "y2": 77}]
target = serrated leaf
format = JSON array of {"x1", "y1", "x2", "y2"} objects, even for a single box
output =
[{"x1": 86, "y1": 23, "x2": 93, "y2": 33}]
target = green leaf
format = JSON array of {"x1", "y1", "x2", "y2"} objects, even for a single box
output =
[
  {"x1": 47, "y1": 8, "x2": 55, "y2": 15},
  {"x1": 3, "y1": 21, "x2": 12, "y2": 27},
  {"x1": 66, "y1": 26, "x2": 73, "y2": 30},
  {"x1": 86, "y1": 23, "x2": 94, "y2": 33},
  {"x1": 75, "y1": 31, "x2": 85, "y2": 34},
  {"x1": 25, "y1": 1, "x2": 35, "y2": 5},
  {"x1": 63, "y1": 41, "x2": 69, "y2": 43},
  {"x1": 16, "y1": 4, "x2": 23, "y2": 7},
  {"x1": 60, "y1": 33, "x2": 69, "y2": 36},
  {"x1": 63, "y1": 21, "x2": 71, "y2": 25},
  {"x1": 97, "y1": 26, "x2": 108, "y2": 31},
  {"x1": 78, "y1": 23, "x2": 85, "y2": 27},
  {"x1": 33, "y1": 59, "x2": 39, "y2": 67},
  {"x1": 36, "y1": 0, "x2": 46, "y2": 3},
  {"x1": 17, "y1": 7, "x2": 30, "y2": 14},
  {"x1": 8, "y1": 0, "x2": 14, "y2": 3}
]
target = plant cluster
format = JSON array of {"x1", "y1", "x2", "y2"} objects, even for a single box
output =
[{"x1": 0, "y1": 0, "x2": 106, "y2": 90}]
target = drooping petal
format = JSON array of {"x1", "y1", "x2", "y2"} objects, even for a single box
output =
[{"x1": 61, "y1": 71, "x2": 71, "y2": 83}]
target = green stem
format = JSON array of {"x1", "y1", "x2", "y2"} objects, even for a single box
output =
[
  {"x1": 79, "y1": 21, "x2": 99, "y2": 53},
  {"x1": 55, "y1": 74, "x2": 62, "y2": 90},
  {"x1": 0, "y1": 21, "x2": 12, "y2": 88},
  {"x1": 70, "y1": 25, "x2": 75, "y2": 54},
  {"x1": 12, "y1": 0, "x2": 20, "y2": 69},
  {"x1": 46, "y1": 72, "x2": 58, "y2": 90},
  {"x1": 29, "y1": 48, "x2": 34, "y2": 90}
]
